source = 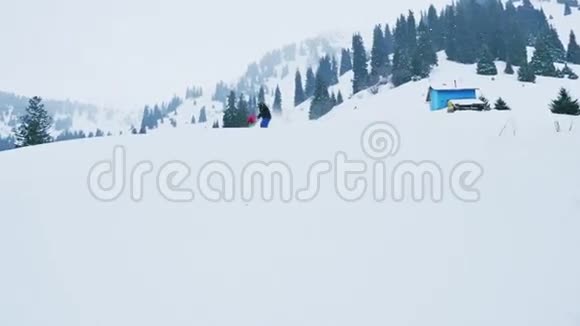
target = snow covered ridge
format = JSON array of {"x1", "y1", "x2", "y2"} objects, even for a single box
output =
[{"x1": 87, "y1": 122, "x2": 483, "y2": 204}]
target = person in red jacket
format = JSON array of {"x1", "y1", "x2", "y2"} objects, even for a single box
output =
[{"x1": 247, "y1": 114, "x2": 258, "y2": 127}]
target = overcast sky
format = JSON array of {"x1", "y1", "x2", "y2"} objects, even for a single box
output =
[{"x1": 0, "y1": 0, "x2": 445, "y2": 110}]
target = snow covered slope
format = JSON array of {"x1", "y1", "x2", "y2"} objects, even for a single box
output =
[
  {"x1": 3, "y1": 43, "x2": 580, "y2": 326},
  {"x1": 2, "y1": 1, "x2": 580, "y2": 325},
  {"x1": 323, "y1": 51, "x2": 580, "y2": 135},
  {"x1": 2, "y1": 96, "x2": 580, "y2": 325}
]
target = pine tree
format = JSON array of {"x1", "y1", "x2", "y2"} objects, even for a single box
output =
[
  {"x1": 486, "y1": 0, "x2": 507, "y2": 60},
  {"x1": 247, "y1": 96, "x2": 256, "y2": 116},
  {"x1": 191, "y1": 114, "x2": 196, "y2": 124},
  {"x1": 517, "y1": 0, "x2": 549, "y2": 44},
  {"x1": 140, "y1": 106, "x2": 150, "y2": 132},
  {"x1": 238, "y1": 94, "x2": 249, "y2": 122},
  {"x1": 310, "y1": 72, "x2": 333, "y2": 120},
  {"x1": 370, "y1": 25, "x2": 390, "y2": 84},
  {"x1": 272, "y1": 86, "x2": 282, "y2": 114},
  {"x1": 223, "y1": 91, "x2": 248, "y2": 128},
  {"x1": 546, "y1": 26, "x2": 567, "y2": 63},
  {"x1": 14, "y1": 97, "x2": 53, "y2": 147},
  {"x1": 340, "y1": 49, "x2": 353, "y2": 76},
  {"x1": 352, "y1": 33, "x2": 369, "y2": 94},
  {"x1": 477, "y1": 46, "x2": 498, "y2": 76},
  {"x1": 453, "y1": 4, "x2": 478, "y2": 64},
  {"x1": 530, "y1": 35, "x2": 558, "y2": 77},
  {"x1": 550, "y1": 88, "x2": 580, "y2": 115},
  {"x1": 330, "y1": 56, "x2": 340, "y2": 85},
  {"x1": 518, "y1": 60, "x2": 537, "y2": 82},
  {"x1": 305, "y1": 67, "x2": 316, "y2": 98},
  {"x1": 427, "y1": 5, "x2": 444, "y2": 51},
  {"x1": 294, "y1": 70, "x2": 306, "y2": 106},
  {"x1": 504, "y1": 60, "x2": 515, "y2": 75},
  {"x1": 337, "y1": 91, "x2": 344, "y2": 105},
  {"x1": 419, "y1": 21, "x2": 437, "y2": 66},
  {"x1": 0, "y1": 135, "x2": 15, "y2": 151},
  {"x1": 567, "y1": 30, "x2": 580, "y2": 64},
  {"x1": 562, "y1": 63, "x2": 574, "y2": 76},
  {"x1": 391, "y1": 15, "x2": 415, "y2": 86},
  {"x1": 565, "y1": 2, "x2": 572, "y2": 16},
  {"x1": 152, "y1": 105, "x2": 162, "y2": 128},
  {"x1": 258, "y1": 86, "x2": 266, "y2": 104},
  {"x1": 504, "y1": 2, "x2": 528, "y2": 66},
  {"x1": 444, "y1": 6, "x2": 459, "y2": 61},
  {"x1": 412, "y1": 21, "x2": 437, "y2": 78},
  {"x1": 494, "y1": 97, "x2": 511, "y2": 111},
  {"x1": 406, "y1": 11, "x2": 418, "y2": 52},
  {"x1": 223, "y1": 91, "x2": 237, "y2": 128},
  {"x1": 392, "y1": 47, "x2": 413, "y2": 86},
  {"x1": 212, "y1": 81, "x2": 230, "y2": 104},
  {"x1": 315, "y1": 55, "x2": 338, "y2": 87},
  {"x1": 384, "y1": 24, "x2": 394, "y2": 55},
  {"x1": 198, "y1": 106, "x2": 207, "y2": 123}
]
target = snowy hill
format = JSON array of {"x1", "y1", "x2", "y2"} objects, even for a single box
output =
[
  {"x1": 2, "y1": 89, "x2": 580, "y2": 325},
  {"x1": 323, "y1": 51, "x2": 580, "y2": 134},
  {"x1": 2, "y1": 0, "x2": 580, "y2": 325}
]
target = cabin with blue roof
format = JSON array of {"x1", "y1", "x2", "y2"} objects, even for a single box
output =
[{"x1": 426, "y1": 86, "x2": 478, "y2": 111}]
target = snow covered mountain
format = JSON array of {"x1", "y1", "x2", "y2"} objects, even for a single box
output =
[
  {"x1": 2, "y1": 1, "x2": 580, "y2": 325},
  {"x1": 164, "y1": 0, "x2": 580, "y2": 130},
  {"x1": 0, "y1": 92, "x2": 141, "y2": 140}
]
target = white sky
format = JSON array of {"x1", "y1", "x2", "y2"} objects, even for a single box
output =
[{"x1": 0, "y1": 0, "x2": 445, "y2": 110}]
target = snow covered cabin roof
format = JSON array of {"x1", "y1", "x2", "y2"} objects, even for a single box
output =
[{"x1": 448, "y1": 99, "x2": 485, "y2": 106}]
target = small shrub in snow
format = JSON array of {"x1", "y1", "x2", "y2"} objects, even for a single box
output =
[
  {"x1": 562, "y1": 64, "x2": 574, "y2": 75},
  {"x1": 494, "y1": 98, "x2": 511, "y2": 111},
  {"x1": 561, "y1": 64, "x2": 578, "y2": 80},
  {"x1": 550, "y1": 88, "x2": 580, "y2": 116}
]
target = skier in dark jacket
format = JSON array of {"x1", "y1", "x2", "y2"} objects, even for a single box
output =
[{"x1": 257, "y1": 103, "x2": 272, "y2": 128}]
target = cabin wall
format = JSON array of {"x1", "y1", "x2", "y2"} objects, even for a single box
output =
[{"x1": 430, "y1": 90, "x2": 477, "y2": 111}]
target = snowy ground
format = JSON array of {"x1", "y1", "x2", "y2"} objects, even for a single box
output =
[
  {"x1": 2, "y1": 1, "x2": 580, "y2": 325},
  {"x1": 2, "y1": 71, "x2": 580, "y2": 325}
]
